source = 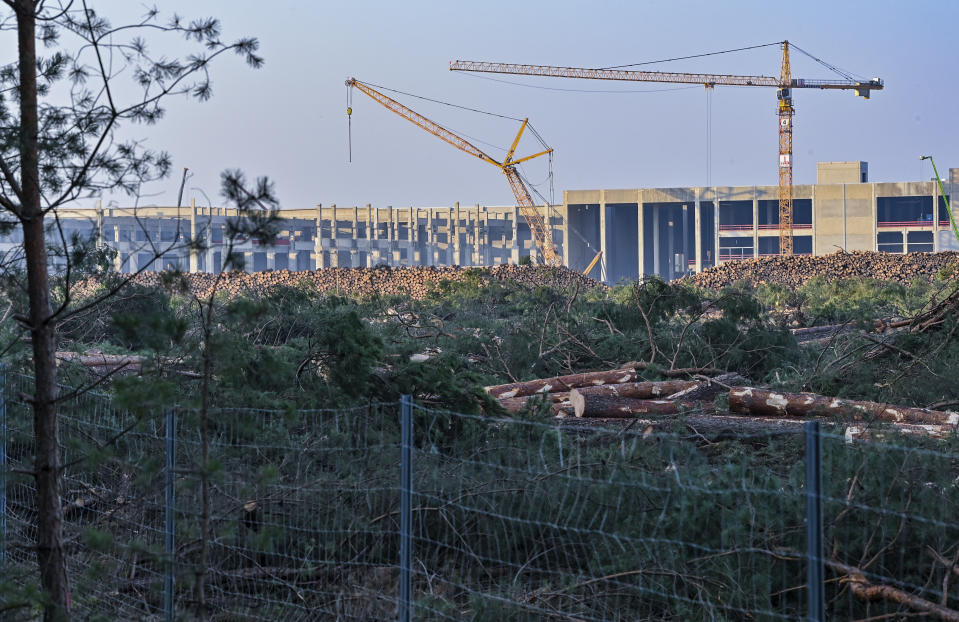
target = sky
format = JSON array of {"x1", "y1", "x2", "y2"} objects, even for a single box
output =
[{"x1": 14, "y1": 1, "x2": 959, "y2": 211}]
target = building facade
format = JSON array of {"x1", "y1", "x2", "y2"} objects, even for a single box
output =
[{"x1": 11, "y1": 161, "x2": 957, "y2": 283}]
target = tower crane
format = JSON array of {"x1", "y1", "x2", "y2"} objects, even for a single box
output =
[
  {"x1": 345, "y1": 78, "x2": 562, "y2": 267},
  {"x1": 450, "y1": 41, "x2": 883, "y2": 256}
]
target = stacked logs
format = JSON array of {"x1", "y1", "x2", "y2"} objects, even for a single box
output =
[
  {"x1": 484, "y1": 365, "x2": 959, "y2": 440},
  {"x1": 685, "y1": 250, "x2": 959, "y2": 290},
  {"x1": 75, "y1": 265, "x2": 605, "y2": 301}
]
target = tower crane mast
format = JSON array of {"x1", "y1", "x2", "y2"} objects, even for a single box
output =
[
  {"x1": 346, "y1": 78, "x2": 562, "y2": 267},
  {"x1": 450, "y1": 42, "x2": 883, "y2": 256}
]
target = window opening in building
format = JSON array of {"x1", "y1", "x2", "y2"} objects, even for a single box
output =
[{"x1": 877, "y1": 231, "x2": 903, "y2": 253}]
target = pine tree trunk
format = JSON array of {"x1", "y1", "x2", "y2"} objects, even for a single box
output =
[{"x1": 15, "y1": 2, "x2": 70, "y2": 619}]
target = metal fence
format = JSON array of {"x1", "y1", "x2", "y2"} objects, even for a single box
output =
[{"x1": 2, "y1": 373, "x2": 959, "y2": 620}]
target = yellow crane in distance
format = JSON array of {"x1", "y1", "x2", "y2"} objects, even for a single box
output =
[
  {"x1": 450, "y1": 41, "x2": 883, "y2": 256},
  {"x1": 345, "y1": 78, "x2": 562, "y2": 267}
]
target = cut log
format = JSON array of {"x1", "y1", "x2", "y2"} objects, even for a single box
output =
[
  {"x1": 728, "y1": 387, "x2": 959, "y2": 426},
  {"x1": 498, "y1": 394, "x2": 570, "y2": 415},
  {"x1": 570, "y1": 380, "x2": 698, "y2": 401},
  {"x1": 485, "y1": 369, "x2": 639, "y2": 399},
  {"x1": 664, "y1": 373, "x2": 747, "y2": 402},
  {"x1": 569, "y1": 392, "x2": 708, "y2": 418}
]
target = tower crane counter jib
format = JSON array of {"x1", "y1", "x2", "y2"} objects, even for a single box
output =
[{"x1": 345, "y1": 78, "x2": 562, "y2": 267}]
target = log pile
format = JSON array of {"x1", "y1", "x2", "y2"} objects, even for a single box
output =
[
  {"x1": 685, "y1": 250, "x2": 959, "y2": 290},
  {"x1": 76, "y1": 265, "x2": 605, "y2": 302},
  {"x1": 484, "y1": 365, "x2": 958, "y2": 440}
]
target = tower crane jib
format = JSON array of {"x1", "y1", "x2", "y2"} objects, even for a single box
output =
[{"x1": 450, "y1": 43, "x2": 882, "y2": 257}]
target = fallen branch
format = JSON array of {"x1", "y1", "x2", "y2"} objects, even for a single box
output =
[{"x1": 828, "y1": 559, "x2": 959, "y2": 622}]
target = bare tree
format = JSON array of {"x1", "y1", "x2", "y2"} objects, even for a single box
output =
[{"x1": 0, "y1": 3, "x2": 263, "y2": 619}]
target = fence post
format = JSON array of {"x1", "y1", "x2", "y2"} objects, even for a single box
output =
[
  {"x1": 0, "y1": 364, "x2": 6, "y2": 572},
  {"x1": 805, "y1": 420, "x2": 825, "y2": 621},
  {"x1": 398, "y1": 395, "x2": 413, "y2": 622},
  {"x1": 164, "y1": 409, "x2": 176, "y2": 622}
]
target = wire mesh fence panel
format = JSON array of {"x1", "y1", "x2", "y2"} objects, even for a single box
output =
[
  {"x1": 408, "y1": 407, "x2": 809, "y2": 621},
  {"x1": 818, "y1": 430, "x2": 959, "y2": 620},
  {"x1": 2, "y1": 372, "x2": 171, "y2": 620},
  {"x1": 1, "y1": 372, "x2": 42, "y2": 616},
  {"x1": 1, "y1": 374, "x2": 404, "y2": 620},
  {"x1": 5, "y1": 379, "x2": 959, "y2": 621},
  {"x1": 172, "y1": 403, "x2": 402, "y2": 621}
]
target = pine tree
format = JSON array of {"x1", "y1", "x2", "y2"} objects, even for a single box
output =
[{"x1": 0, "y1": 3, "x2": 264, "y2": 619}]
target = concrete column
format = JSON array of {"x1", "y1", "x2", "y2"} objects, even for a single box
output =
[
  {"x1": 472, "y1": 204, "x2": 481, "y2": 266},
  {"x1": 483, "y1": 208, "x2": 491, "y2": 266},
  {"x1": 811, "y1": 185, "x2": 817, "y2": 255},
  {"x1": 244, "y1": 250, "x2": 254, "y2": 273},
  {"x1": 427, "y1": 209, "x2": 435, "y2": 265},
  {"x1": 408, "y1": 206, "x2": 414, "y2": 242},
  {"x1": 652, "y1": 206, "x2": 660, "y2": 277},
  {"x1": 329, "y1": 204, "x2": 339, "y2": 267},
  {"x1": 931, "y1": 182, "x2": 938, "y2": 252},
  {"x1": 752, "y1": 191, "x2": 759, "y2": 258},
  {"x1": 189, "y1": 198, "x2": 198, "y2": 273},
  {"x1": 95, "y1": 200, "x2": 104, "y2": 248},
  {"x1": 682, "y1": 204, "x2": 690, "y2": 275},
  {"x1": 599, "y1": 192, "x2": 607, "y2": 282},
  {"x1": 314, "y1": 203, "x2": 324, "y2": 269},
  {"x1": 713, "y1": 189, "x2": 721, "y2": 265},
  {"x1": 637, "y1": 190, "x2": 645, "y2": 277},
  {"x1": 348, "y1": 206, "x2": 357, "y2": 267},
  {"x1": 511, "y1": 208, "x2": 520, "y2": 264},
  {"x1": 386, "y1": 205, "x2": 395, "y2": 264},
  {"x1": 842, "y1": 185, "x2": 847, "y2": 250},
  {"x1": 267, "y1": 252, "x2": 276, "y2": 270},
  {"x1": 666, "y1": 217, "x2": 674, "y2": 281},
  {"x1": 451, "y1": 202, "x2": 460, "y2": 265},
  {"x1": 112, "y1": 219, "x2": 123, "y2": 272},
  {"x1": 205, "y1": 211, "x2": 215, "y2": 273},
  {"x1": 694, "y1": 189, "x2": 702, "y2": 273}
]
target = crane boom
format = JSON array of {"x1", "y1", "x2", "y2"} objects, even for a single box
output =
[
  {"x1": 451, "y1": 43, "x2": 882, "y2": 257},
  {"x1": 346, "y1": 78, "x2": 500, "y2": 167},
  {"x1": 448, "y1": 60, "x2": 883, "y2": 92},
  {"x1": 346, "y1": 78, "x2": 562, "y2": 266}
]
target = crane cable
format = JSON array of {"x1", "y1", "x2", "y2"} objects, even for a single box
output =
[
  {"x1": 599, "y1": 41, "x2": 785, "y2": 70},
  {"x1": 347, "y1": 84, "x2": 354, "y2": 160},
  {"x1": 789, "y1": 42, "x2": 866, "y2": 82}
]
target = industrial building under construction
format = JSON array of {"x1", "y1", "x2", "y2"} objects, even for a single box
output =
[{"x1": 29, "y1": 160, "x2": 957, "y2": 284}]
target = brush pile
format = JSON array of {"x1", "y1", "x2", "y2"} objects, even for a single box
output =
[
  {"x1": 685, "y1": 251, "x2": 959, "y2": 289},
  {"x1": 80, "y1": 265, "x2": 605, "y2": 300}
]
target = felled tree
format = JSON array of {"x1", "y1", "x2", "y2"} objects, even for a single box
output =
[{"x1": 0, "y1": 3, "x2": 263, "y2": 619}]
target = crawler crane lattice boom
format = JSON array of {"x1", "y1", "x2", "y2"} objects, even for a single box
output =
[{"x1": 346, "y1": 78, "x2": 561, "y2": 267}]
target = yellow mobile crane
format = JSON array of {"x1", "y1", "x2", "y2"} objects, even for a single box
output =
[
  {"x1": 451, "y1": 41, "x2": 883, "y2": 256},
  {"x1": 346, "y1": 78, "x2": 563, "y2": 267}
]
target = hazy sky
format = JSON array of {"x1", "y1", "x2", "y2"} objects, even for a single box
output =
[{"x1": 34, "y1": 1, "x2": 959, "y2": 210}]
